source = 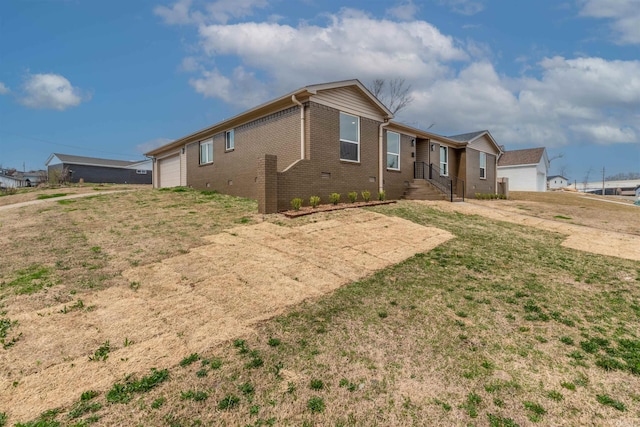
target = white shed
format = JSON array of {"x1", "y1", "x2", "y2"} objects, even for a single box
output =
[
  {"x1": 547, "y1": 175, "x2": 568, "y2": 190},
  {"x1": 497, "y1": 147, "x2": 549, "y2": 192}
]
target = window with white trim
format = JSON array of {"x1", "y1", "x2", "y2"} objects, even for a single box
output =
[
  {"x1": 440, "y1": 146, "x2": 448, "y2": 176},
  {"x1": 339, "y1": 112, "x2": 359, "y2": 162},
  {"x1": 479, "y1": 152, "x2": 487, "y2": 179},
  {"x1": 136, "y1": 169, "x2": 147, "y2": 175},
  {"x1": 225, "y1": 129, "x2": 234, "y2": 151},
  {"x1": 386, "y1": 131, "x2": 400, "y2": 170},
  {"x1": 200, "y1": 139, "x2": 213, "y2": 164}
]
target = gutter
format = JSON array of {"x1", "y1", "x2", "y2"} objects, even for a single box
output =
[
  {"x1": 378, "y1": 121, "x2": 390, "y2": 194},
  {"x1": 291, "y1": 95, "x2": 305, "y2": 160}
]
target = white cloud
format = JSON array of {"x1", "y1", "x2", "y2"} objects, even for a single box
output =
[
  {"x1": 408, "y1": 55, "x2": 640, "y2": 147},
  {"x1": 206, "y1": 0, "x2": 268, "y2": 24},
  {"x1": 165, "y1": 5, "x2": 639, "y2": 148},
  {"x1": 0, "y1": 82, "x2": 9, "y2": 95},
  {"x1": 136, "y1": 138, "x2": 174, "y2": 153},
  {"x1": 438, "y1": 0, "x2": 485, "y2": 15},
  {"x1": 195, "y1": 8, "x2": 467, "y2": 96},
  {"x1": 155, "y1": 0, "x2": 268, "y2": 25},
  {"x1": 570, "y1": 123, "x2": 636, "y2": 143},
  {"x1": 154, "y1": 0, "x2": 202, "y2": 25},
  {"x1": 189, "y1": 67, "x2": 269, "y2": 108},
  {"x1": 386, "y1": 1, "x2": 419, "y2": 21},
  {"x1": 179, "y1": 56, "x2": 202, "y2": 72},
  {"x1": 579, "y1": 0, "x2": 640, "y2": 44},
  {"x1": 20, "y1": 73, "x2": 86, "y2": 111}
]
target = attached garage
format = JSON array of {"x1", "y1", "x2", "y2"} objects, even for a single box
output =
[{"x1": 158, "y1": 155, "x2": 181, "y2": 188}]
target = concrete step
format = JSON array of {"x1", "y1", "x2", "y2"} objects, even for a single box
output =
[{"x1": 402, "y1": 179, "x2": 463, "y2": 202}]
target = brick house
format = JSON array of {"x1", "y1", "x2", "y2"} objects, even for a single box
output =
[{"x1": 146, "y1": 80, "x2": 502, "y2": 213}]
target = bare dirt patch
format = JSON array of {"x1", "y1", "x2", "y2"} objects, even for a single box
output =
[
  {"x1": 421, "y1": 195, "x2": 640, "y2": 261},
  {"x1": 0, "y1": 209, "x2": 452, "y2": 421},
  {"x1": 472, "y1": 191, "x2": 640, "y2": 236},
  {"x1": 0, "y1": 184, "x2": 149, "y2": 207}
]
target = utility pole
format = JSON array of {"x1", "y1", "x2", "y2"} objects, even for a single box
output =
[{"x1": 602, "y1": 167, "x2": 605, "y2": 196}]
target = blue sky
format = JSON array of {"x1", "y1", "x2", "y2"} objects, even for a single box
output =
[{"x1": 1, "y1": 0, "x2": 638, "y2": 182}]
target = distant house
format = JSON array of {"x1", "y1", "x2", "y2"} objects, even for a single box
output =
[
  {"x1": 497, "y1": 147, "x2": 549, "y2": 192},
  {"x1": 45, "y1": 153, "x2": 152, "y2": 184},
  {"x1": 146, "y1": 79, "x2": 502, "y2": 213},
  {"x1": 547, "y1": 175, "x2": 568, "y2": 190},
  {"x1": 0, "y1": 173, "x2": 25, "y2": 189},
  {"x1": 15, "y1": 170, "x2": 47, "y2": 187}
]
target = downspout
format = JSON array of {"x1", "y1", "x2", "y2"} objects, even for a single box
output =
[
  {"x1": 291, "y1": 95, "x2": 305, "y2": 160},
  {"x1": 378, "y1": 120, "x2": 390, "y2": 194}
]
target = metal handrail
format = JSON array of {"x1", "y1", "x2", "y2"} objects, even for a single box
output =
[{"x1": 413, "y1": 162, "x2": 465, "y2": 202}]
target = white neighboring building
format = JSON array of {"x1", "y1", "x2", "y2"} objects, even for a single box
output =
[
  {"x1": 0, "y1": 173, "x2": 25, "y2": 188},
  {"x1": 497, "y1": 147, "x2": 549, "y2": 192},
  {"x1": 547, "y1": 175, "x2": 568, "y2": 190}
]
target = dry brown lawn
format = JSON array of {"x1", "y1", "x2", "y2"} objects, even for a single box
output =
[
  {"x1": 1, "y1": 188, "x2": 639, "y2": 426},
  {"x1": 473, "y1": 191, "x2": 640, "y2": 236}
]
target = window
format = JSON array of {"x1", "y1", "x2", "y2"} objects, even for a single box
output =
[
  {"x1": 225, "y1": 129, "x2": 234, "y2": 151},
  {"x1": 136, "y1": 169, "x2": 147, "y2": 175},
  {"x1": 200, "y1": 139, "x2": 213, "y2": 164},
  {"x1": 386, "y1": 131, "x2": 400, "y2": 170},
  {"x1": 440, "y1": 146, "x2": 448, "y2": 176},
  {"x1": 339, "y1": 112, "x2": 359, "y2": 162},
  {"x1": 479, "y1": 152, "x2": 486, "y2": 179}
]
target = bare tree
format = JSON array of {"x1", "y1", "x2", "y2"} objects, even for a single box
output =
[
  {"x1": 368, "y1": 78, "x2": 414, "y2": 115},
  {"x1": 556, "y1": 164, "x2": 570, "y2": 179}
]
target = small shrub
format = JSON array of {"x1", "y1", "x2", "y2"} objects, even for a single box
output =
[
  {"x1": 561, "y1": 382, "x2": 576, "y2": 391},
  {"x1": 309, "y1": 196, "x2": 321, "y2": 208},
  {"x1": 290, "y1": 198, "x2": 303, "y2": 211},
  {"x1": 347, "y1": 191, "x2": 358, "y2": 203},
  {"x1": 361, "y1": 190, "x2": 371, "y2": 202},
  {"x1": 218, "y1": 394, "x2": 240, "y2": 410},
  {"x1": 329, "y1": 193, "x2": 341, "y2": 205},
  {"x1": 377, "y1": 190, "x2": 386, "y2": 201},
  {"x1": 307, "y1": 396, "x2": 325, "y2": 413}
]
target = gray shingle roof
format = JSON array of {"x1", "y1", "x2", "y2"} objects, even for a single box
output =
[
  {"x1": 447, "y1": 130, "x2": 487, "y2": 142},
  {"x1": 498, "y1": 147, "x2": 546, "y2": 167},
  {"x1": 52, "y1": 153, "x2": 141, "y2": 168}
]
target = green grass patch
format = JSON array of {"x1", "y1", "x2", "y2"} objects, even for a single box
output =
[
  {"x1": 37, "y1": 193, "x2": 68, "y2": 200},
  {"x1": 106, "y1": 368, "x2": 169, "y2": 403},
  {"x1": 5, "y1": 265, "x2": 55, "y2": 294}
]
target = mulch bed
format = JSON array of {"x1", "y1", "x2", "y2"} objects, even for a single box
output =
[{"x1": 281, "y1": 200, "x2": 397, "y2": 218}]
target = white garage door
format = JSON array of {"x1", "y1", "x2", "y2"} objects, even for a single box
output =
[{"x1": 158, "y1": 155, "x2": 180, "y2": 188}]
